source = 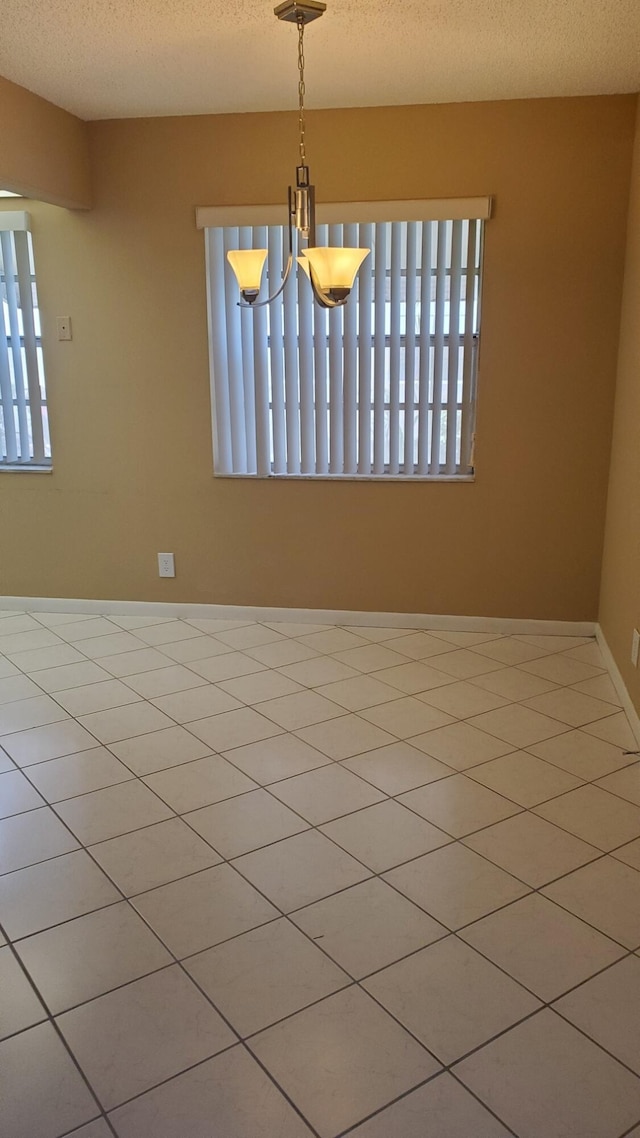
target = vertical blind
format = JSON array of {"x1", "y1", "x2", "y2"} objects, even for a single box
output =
[
  {"x1": 0, "y1": 213, "x2": 50, "y2": 467},
  {"x1": 204, "y1": 211, "x2": 484, "y2": 478}
]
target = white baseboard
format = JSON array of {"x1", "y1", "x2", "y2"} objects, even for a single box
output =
[
  {"x1": 595, "y1": 626, "x2": 640, "y2": 749},
  {"x1": 0, "y1": 595, "x2": 596, "y2": 638}
]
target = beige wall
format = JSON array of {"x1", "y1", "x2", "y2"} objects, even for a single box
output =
[
  {"x1": 0, "y1": 95, "x2": 635, "y2": 616},
  {"x1": 0, "y1": 75, "x2": 91, "y2": 208},
  {"x1": 599, "y1": 98, "x2": 640, "y2": 712}
]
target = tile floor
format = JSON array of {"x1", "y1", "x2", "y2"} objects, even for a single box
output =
[{"x1": 1, "y1": 611, "x2": 640, "y2": 1138}]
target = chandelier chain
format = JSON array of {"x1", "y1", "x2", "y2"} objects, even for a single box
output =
[{"x1": 297, "y1": 14, "x2": 306, "y2": 165}]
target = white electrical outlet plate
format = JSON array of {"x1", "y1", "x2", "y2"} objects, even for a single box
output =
[
  {"x1": 56, "y1": 316, "x2": 72, "y2": 341},
  {"x1": 632, "y1": 628, "x2": 640, "y2": 668},
  {"x1": 158, "y1": 553, "x2": 175, "y2": 578}
]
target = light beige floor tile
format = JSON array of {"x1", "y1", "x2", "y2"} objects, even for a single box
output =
[
  {"x1": 188, "y1": 649, "x2": 267, "y2": 680},
  {"x1": 523, "y1": 687, "x2": 618, "y2": 728},
  {"x1": 613, "y1": 837, "x2": 640, "y2": 870},
  {"x1": 292, "y1": 878, "x2": 446, "y2": 978},
  {"x1": 108, "y1": 615, "x2": 179, "y2": 631},
  {"x1": 0, "y1": 849, "x2": 119, "y2": 940},
  {"x1": 471, "y1": 637, "x2": 550, "y2": 665},
  {"x1": 108, "y1": 725, "x2": 211, "y2": 776},
  {"x1": 56, "y1": 781, "x2": 173, "y2": 844},
  {"x1": 0, "y1": 1022, "x2": 99, "y2": 1138},
  {"x1": 249, "y1": 986, "x2": 439, "y2": 1138},
  {"x1": 0, "y1": 629, "x2": 64, "y2": 657},
  {"x1": 372, "y1": 660, "x2": 454, "y2": 694},
  {"x1": 144, "y1": 754, "x2": 257, "y2": 812},
  {"x1": 278, "y1": 655, "x2": 360, "y2": 687},
  {"x1": 534, "y1": 784, "x2": 640, "y2": 851},
  {"x1": 322, "y1": 799, "x2": 451, "y2": 872},
  {"x1": 151, "y1": 684, "x2": 241, "y2": 723},
  {"x1": 0, "y1": 768, "x2": 45, "y2": 817},
  {"x1": 456, "y1": 1009, "x2": 640, "y2": 1138},
  {"x1": 259, "y1": 620, "x2": 328, "y2": 636},
  {"x1": 30, "y1": 661, "x2": 113, "y2": 692},
  {"x1": 542, "y1": 856, "x2": 640, "y2": 947},
  {"x1": 132, "y1": 622, "x2": 204, "y2": 646},
  {"x1": 408, "y1": 721, "x2": 515, "y2": 769},
  {"x1": 73, "y1": 632, "x2": 147, "y2": 659},
  {"x1": 315, "y1": 674, "x2": 402, "y2": 711},
  {"x1": 415, "y1": 630, "x2": 503, "y2": 648},
  {"x1": 26, "y1": 747, "x2": 134, "y2": 802},
  {"x1": 90, "y1": 817, "x2": 221, "y2": 895},
  {"x1": 185, "y1": 917, "x2": 349, "y2": 1036},
  {"x1": 0, "y1": 749, "x2": 15, "y2": 773},
  {"x1": 56, "y1": 618, "x2": 121, "y2": 642},
  {"x1": 359, "y1": 697, "x2": 453, "y2": 739},
  {"x1": 0, "y1": 657, "x2": 19, "y2": 678},
  {"x1": 269, "y1": 764, "x2": 385, "y2": 824},
  {"x1": 464, "y1": 812, "x2": 600, "y2": 887},
  {"x1": 399, "y1": 774, "x2": 521, "y2": 837},
  {"x1": 123, "y1": 665, "x2": 208, "y2": 698},
  {"x1": 460, "y1": 892, "x2": 625, "y2": 1001},
  {"x1": 185, "y1": 789, "x2": 308, "y2": 857},
  {"x1": 571, "y1": 673, "x2": 622, "y2": 705},
  {"x1": 381, "y1": 631, "x2": 455, "y2": 659},
  {"x1": 217, "y1": 670, "x2": 303, "y2": 704},
  {"x1": 109, "y1": 1046, "x2": 314, "y2": 1138},
  {"x1": 365, "y1": 936, "x2": 539, "y2": 1064},
  {"x1": 554, "y1": 955, "x2": 640, "y2": 1074},
  {"x1": 331, "y1": 643, "x2": 409, "y2": 673},
  {"x1": 0, "y1": 946, "x2": 47, "y2": 1038},
  {"x1": 57, "y1": 966, "x2": 236, "y2": 1110},
  {"x1": 223, "y1": 733, "x2": 331, "y2": 783},
  {"x1": 159, "y1": 635, "x2": 235, "y2": 663},
  {"x1": 16, "y1": 902, "x2": 172, "y2": 1013},
  {"x1": 132, "y1": 863, "x2": 278, "y2": 957},
  {"x1": 244, "y1": 639, "x2": 320, "y2": 667},
  {"x1": 96, "y1": 647, "x2": 177, "y2": 676},
  {"x1": 54, "y1": 679, "x2": 141, "y2": 717},
  {"x1": 31, "y1": 612, "x2": 96, "y2": 628},
  {"x1": 468, "y1": 704, "x2": 568, "y2": 748},
  {"x1": 348, "y1": 1072, "x2": 512, "y2": 1138},
  {"x1": 186, "y1": 706, "x2": 284, "y2": 751},
  {"x1": 295, "y1": 714, "x2": 396, "y2": 760},
  {"x1": 562, "y1": 641, "x2": 606, "y2": 666},
  {"x1": 467, "y1": 749, "x2": 583, "y2": 807},
  {"x1": 185, "y1": 618, "x2": 254, "y2": 633},
  {"x1": 212, "y1": 624, "x2": 285, "y2": 651},
  {"x1": 0, "y1": 719, "x2": 98, "y2": 767},
  {"x1": 0, "y1": 806, "x2": 79, "y2": 874},
  {"x1": 0, "y1": 673, "x2": 42, "y2": 704},
  {"x1": 418, "y1": 679, "x2": 510, "y2": 717},
  {"x1": 0, "y1": 613, "x2": 42, "y2": 635},
  {"x1": 384, "y1": 842, "x2": 530, "y2": 929},
  {"x1": 529, "y1": 727, "x2": 635, "y2": 779},
  {"x1": 258, "y1": 690, "x2": 346, "y2": 730},
  {"x1": 77, "y1": 702, "x2": 175, "y2": 744},
  {"x1": 472, "y1": 665, "x2": 560, "y2": 700},
  {"x1": 232, "y1": 829, "x2": 371, "y2": 912},
  {"x1": 7, "y1": 643, "x2": 86, "y2": 672},
  {"x1": 0, "y1": 694, "x2": 69, "y2": 735},
  {"x1": 582, "y1": 711, "x2": 638, "y2": 750},
  {"x1": 342, "y1": 624, "x2": 418, "y2": 641},
  {"x1": 424, "y1": 649, "x2": 506, "y2": 680},
  {"x1": 343, "y1": 741, "x2": 454, "y2": 795},
  {"x1": 519, "y1": 654, "x2": 603, "y2": 686},
  {"x1": 297, "y1": 628, "x2": 369, "y2": 654}
]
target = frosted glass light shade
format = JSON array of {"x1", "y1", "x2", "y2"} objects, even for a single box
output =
[
  {"x1": 301, "y1": 246, "x2": 369, "y2": 290},
  {"x1": 227, "y1": 248, "x2": 268, "y2": 292}
]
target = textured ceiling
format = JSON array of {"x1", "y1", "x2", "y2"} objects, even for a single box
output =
[{"x1": 0, "y1": 0, "x2": 639, "y2": 121}]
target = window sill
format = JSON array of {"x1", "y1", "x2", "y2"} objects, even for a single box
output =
[
  {"x1": 0, "y1": 464, "x2": 53, "y2": 474},
  {"x1": 213, "y1": 473, "x2": 475, "y2": 482}
]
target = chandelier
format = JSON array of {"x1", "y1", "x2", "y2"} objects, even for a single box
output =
[{"x1": 226, "y1": 0, "x2": 370, "y2": 309}]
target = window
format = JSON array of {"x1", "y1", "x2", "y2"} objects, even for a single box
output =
[
  {"x1": 199, "y1": 198, "x2": 489, "y2": 479},
  {"x1": 0, "y1": 211, "x2": 51, "y2": 468}
]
